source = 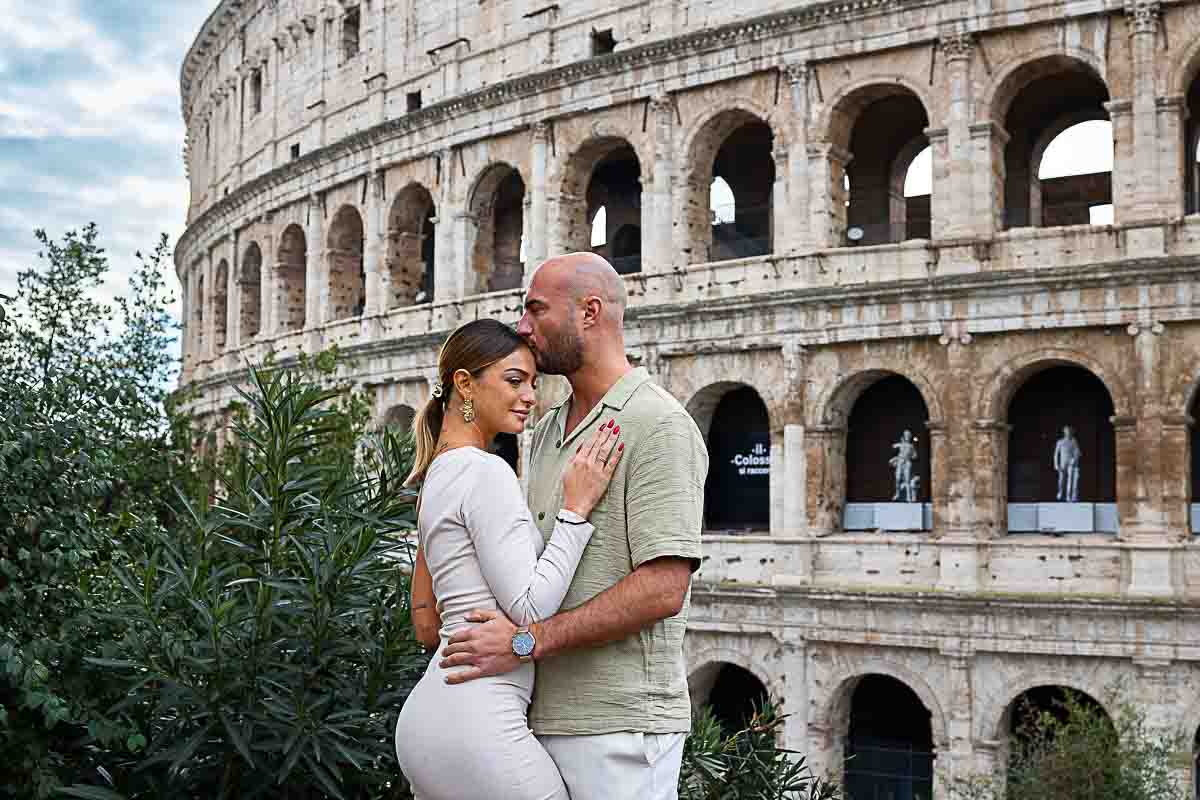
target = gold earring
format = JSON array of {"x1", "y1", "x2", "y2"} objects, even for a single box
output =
[{"x1": 461, "y1": 398, "x2": 475, "y2": 424}]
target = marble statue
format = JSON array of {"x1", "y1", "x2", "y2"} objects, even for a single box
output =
[
  {"x1": 1053, "y1": 425, "x2": 1082, "y2": 503},
  {"x1": 889, "y1": 429, "x2": 919, "y2": 502}
]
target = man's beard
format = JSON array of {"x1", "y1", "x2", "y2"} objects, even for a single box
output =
[{"x1": 533, "y1": 325, "x2": 584, "y2": 376}]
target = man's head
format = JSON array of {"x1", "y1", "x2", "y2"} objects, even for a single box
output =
[{"x1": 516, "y1": 252, "x2": 628, "y2": 376}]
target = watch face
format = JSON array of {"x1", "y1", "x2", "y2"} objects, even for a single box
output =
[{"x1": 512, "y1": 630, "x2": 535, "y2": 657}]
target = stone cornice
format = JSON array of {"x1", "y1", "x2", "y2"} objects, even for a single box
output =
[{"x1": 177, "y1": 0, "x2": 942, "y2": 267}]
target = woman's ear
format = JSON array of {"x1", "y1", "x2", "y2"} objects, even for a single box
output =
[{"x1": 452, "y1": 368, "x2": 473, "y2": 400}]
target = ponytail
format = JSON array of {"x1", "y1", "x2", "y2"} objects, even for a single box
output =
[
  {"x1": 405, "y1": 393, "x2": 446, "y2": 487},
  {"x1": 402, "y1": 318, "x2": 527, "y2": 487}
]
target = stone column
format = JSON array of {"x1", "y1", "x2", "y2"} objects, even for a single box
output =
[
  {"x1": 969, "y1": 122, "x2": 1008, "y2": 236},
  {"x1": 306, "y1": 193, "x2": 325, "y2": 329},
  {"x1": 203, "y1": 252, "x2": 217, "y2": 362},
  {"x1": 805, "y1": 425, "x2": 845, "y2": 537},
  {"x1": 180, "y1": 272, "x2": 193, "y2": 378},
  {"x1": 363, "y1": 170, "x2": 386, "y2": 317},
  {"x1": 1157, "y1": 96, "x2": 1187, "y2": 217},
  {"x1": 926, "y1": 128, "x2": 950, "y2": 239},
  {"x1": 941, "y1": 33, "x2": 974, "y2": 238},
  {"x1": 808, "y1": 144, "x2": 851, "y2": 248},
  {"x1": 1107, "y1": 100, "x2": 1135, "y2": 224},
  {"x1": 784, "y1": 63, "x2": 812, "y2": 252},
  {"x1": 225, "y1": 234, "x2": 241, "y2": 353},
  {"x1": 647, "y1": 95, "x2": 676, "y2": 271},
  {"x1": 1126, "y1": 0, "x2": 1163, "y2": 222},
  {"x1": 972, "y1": 421, "x2": 1011, "y2": 539},
  {"x1": 771, "y1": 138, "x2": 788, "y2": 256},
  {"x1": 434, "y1": 149, "x2": 462, "y2": 303},
  {"x1": 936, "y1": 647, "x2": 976, "y2": 800},
  {"x1": 261, "y1": 221, "x2": 277, "y2": 337},
  {"x1": 527, "y1": 122, "x2": 550, "y2": 275}
]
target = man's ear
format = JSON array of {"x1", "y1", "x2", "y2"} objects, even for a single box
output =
[{"x1": 580, "y1": 295, "x2": 603, "y2": 328}]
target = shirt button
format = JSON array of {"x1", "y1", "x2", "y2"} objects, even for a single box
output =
[
  {"x1": 538, "y1": 512, "x2": 545, "y2": 521},
  {"x1": 556, "y1": 439, "x2": 561, "y2": 448}
]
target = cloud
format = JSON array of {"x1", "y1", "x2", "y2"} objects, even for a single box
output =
[{"x1": 0, "y1": 0, "x2": 219, "y2": 343}]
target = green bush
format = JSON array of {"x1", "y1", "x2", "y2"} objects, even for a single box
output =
[
  {"x1": 70, "y1": 369, "x2": 426, "y2": 799},
  {"x1": 0, "y1": 227, "x2": 180, "y2": 799},
  {"x1": 682, "y1": 702, "x2": 841, "y2": 800},
  {"x1": 948, "y1": 689, "x2": 1186, "y2": 800}
]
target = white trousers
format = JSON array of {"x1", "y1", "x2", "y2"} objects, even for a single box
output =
[{"x1": 540, "y1": 731, "x2": 687, "y2": 800}]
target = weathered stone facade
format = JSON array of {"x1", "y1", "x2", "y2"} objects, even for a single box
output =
[{"x1": 178, "y1": 0, "x2": 1200, "y2": 794}]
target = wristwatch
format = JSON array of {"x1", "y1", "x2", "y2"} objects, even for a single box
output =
[{"x1": 511, "y1": 626, "x2": 536, "y2": 663}]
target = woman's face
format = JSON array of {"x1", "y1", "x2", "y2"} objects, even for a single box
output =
[{"x1": 469, "y1": 346, "x2": 538, "y2": 435}]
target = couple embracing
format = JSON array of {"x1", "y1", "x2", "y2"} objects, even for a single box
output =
[{"x1": 394, "y1": 253, "x2": 709, "y2": 800}]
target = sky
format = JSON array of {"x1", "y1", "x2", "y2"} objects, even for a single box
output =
[
  {"x1": 0, "y1": 0, "x2": 219, "y2": 327},
  {"x1": 1, "y1": 0, "x2": 1115, "y2": 329}
]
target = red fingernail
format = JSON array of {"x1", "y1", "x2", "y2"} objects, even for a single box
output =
[
  {"x1": 613, "y1": 425, "x2": 620, "y2": 434},
  {"x1": 577, "y1": 444, "x2": 583, "y2": 453},
  {"x1": 607, "y1": 419, "x2": 614, "y2": 428},
  {"x1": 618, "y1": 443, "x2": 624, "y2": 451}
]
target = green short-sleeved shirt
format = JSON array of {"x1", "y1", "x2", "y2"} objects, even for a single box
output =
[{"x1": 525, "y1": 368, "x2": 708, "y2": 735}]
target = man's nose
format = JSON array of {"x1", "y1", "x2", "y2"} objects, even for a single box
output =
[{"x1": 516, "y1": 313, "x2": 532, "y2": 336}]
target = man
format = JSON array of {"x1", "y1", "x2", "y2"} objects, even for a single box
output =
[{"x1": 438, "y1": 252, "x2": 708, "y2": 799}]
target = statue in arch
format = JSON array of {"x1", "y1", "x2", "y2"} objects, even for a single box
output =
[
  {"x1": 889, "y1": 429, "x2": 919, "y2": 503},
  {"x1": 1054, "y1": 425, "x2": 1082, "y2": 503}
]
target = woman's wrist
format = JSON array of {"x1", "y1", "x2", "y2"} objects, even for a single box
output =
[{"x1": 560, "y1": 505, "x2": 589, "y2": 520}]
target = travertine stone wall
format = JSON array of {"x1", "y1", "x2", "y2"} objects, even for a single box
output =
[{"x1": 178, "y1": 0, "x2": 1200, "y2": 793}]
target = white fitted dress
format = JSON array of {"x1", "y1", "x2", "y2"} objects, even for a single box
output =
[{"x1": 394, "y1": 447, "x2": 594, "y2": 800}]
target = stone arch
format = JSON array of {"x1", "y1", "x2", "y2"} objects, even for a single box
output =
[
  {"x1": 682, "y1": 104, "x2": 778, "y2": 264},
  {"x1": 387, "y1": 182, "x2": 436, "y2": 307},
  {"x1": 212, "y1": 258, "x2": 229, "y2": 352},
  {"x1": 688, "y1": 652, "x2": 774, "y2": 733},
  {"x1": 982, "y1": 47, "x2": 1108, "y2": 125},
  {"x1": 817, "y1": 76, "x2": 935, "y2": 152},
  {"x1": 277, "y1": 223, "x2": 307, "y2": 332},
  {"x1": 976, "y1": 349, "x2": 1130, "y2": 423},
  {"x1": 818, "y1": 662, "x2": 949, "y2": 749},
  {"x1": 560, "y1": 136, "x2": 644, "y2": 271},
  {"x1": 983, "y1": 51, "x2": 1112, "y2": 229},
  {"x1": 239, "y1": 241, "x2": 263, "y2": 340},
  {"x1": 977, "y1": 672, "x2": 1116, "y2": 743},
  {"x1": 326, "y1": 204, "x2": 365, "y2": 321},
  {"x1": 815, "y1": 367, "x2": 945, "y2": 429},
  {"x1": 687, "y1": 646, "x2": 776, "y2": 696},
  {"x1": 467, "y1": 162, "x2": 526, "y2": 294},
  {"x1": 686, "y1": 382, "x2": 772, "y2": 532}
]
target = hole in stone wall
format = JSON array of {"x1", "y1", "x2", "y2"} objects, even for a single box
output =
[
  {"x1": 407, "y1": 90, "x2": 423, "y2": 112},
  {"x1": 240, "y1": 242, "x2": 263, "y2": 340},
  {"x1": 327, "y1": 206, "x2": 366, "y2": 321},
  {"x1": 342, "y1": 7, "x2": 361, "y2": 62},
  {"x1": 591, "y1": 28, "x2": 617, "y2": 56},
  {"x1": 290, "y1": 143, "x2": 301, "y2": 160},
  {"x1": 277, "y1": 224, "x2": 307, "y2": 332},
  {"x1": 707, "y1": 120, "x2": 774, "y2": 261}
]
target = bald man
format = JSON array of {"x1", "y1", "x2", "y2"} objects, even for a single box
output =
[{"x1": 439, "y1": 252, "x2": 708, "y2": 799}]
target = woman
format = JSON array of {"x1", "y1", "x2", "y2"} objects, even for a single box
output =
[{"x1": 395, "y1": 318, "x2": 623, "y2": 800}]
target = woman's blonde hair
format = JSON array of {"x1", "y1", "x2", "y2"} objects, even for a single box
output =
[{"x1": 405, "y1": 318, "x2": 527, "y2": 486}]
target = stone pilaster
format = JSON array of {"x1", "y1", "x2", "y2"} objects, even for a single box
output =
[
  {"x1": 363, "y1": 170, "x2": 386, "y2": 317},
  {"x1": 1125, "y1": 0, "x2": 1163, "y2": 221},
  {"x1": 971, "y1": 420, "x2": 1010, "y2": 539},
  {"x1": 969, "y1": 121, "x2": 1008, "y2": 236},
  {"x1": 784, "y1": 63, "x2": 812, "y2": 252},
  {"x1": 528, "y1": 122, "x2": 550, "y2": 274},
  {"x1": 647, "y1": 94, "x2": 676, "y2": 271},
  {"x1": 805, "y1": 425, "x2": 845, "y2": 537},
  {"x1": 941, "y1": 32, "x2": 974, "y2": 238},
  {"x1": 305, "y1": 193, "x2": 325, "y2": 329}
]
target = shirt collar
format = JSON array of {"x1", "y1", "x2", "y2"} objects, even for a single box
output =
[{"x1": 550, "y1": 367, "x2": 650, "y2": 414}]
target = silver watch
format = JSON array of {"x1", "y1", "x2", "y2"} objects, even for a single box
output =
[{"x1": 512, "y1": 626, "x2": 536, "y2": 663}]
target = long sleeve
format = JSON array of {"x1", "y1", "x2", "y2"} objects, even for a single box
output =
[{"x1": 461, "y1": 456, "x2": 594, "y2": 626}]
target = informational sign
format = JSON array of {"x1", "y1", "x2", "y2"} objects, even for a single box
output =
[{"x1": 730, "y1": 441, "x2": 770, "y2": 478}]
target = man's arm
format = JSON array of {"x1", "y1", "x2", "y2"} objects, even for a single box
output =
[
  {"x1": 438, "y1": 556, "x2": 691, "y2": 683},
  {"x1": 410, "y1": 547, "x2": 441, "y2": 650}
]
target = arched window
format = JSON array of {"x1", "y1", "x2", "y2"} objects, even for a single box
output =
[
  {"x1": 240, "y1": 243, "x2": 263, "y2": 340},
  {"x1": 688, "y1": 663, "x2": 769, "y2": 735},
  {"x1": 710, "y1": 177, "x2": 735, "y2": 224},
  {"x1": 213, "y1": 260, "x2": 229, "y2": 353},
  {"x1": 844, "y1": 676, "x2": 934, "y2": 800},
  {"x1": 327, "y1": 206, "x2": 366, "y2": 320},
  {"x1": 468, "y1": 164, "x2": 526, "y2": 293},
  {"x1": 387, "y1": 184, "x2": 437, "y2": 307},
  {"x1": 997, "y1": 57, "x2": 1111, "y2": 229},
  {"x1": 277, "y1": 224, "x2": 307, "y2": 332},
  {"x1": 1038, "y1": 119, "x2": 1114, "y2": 226},
  {"x1": 590, "y1": 205, "x2": 607, "y2": 248},
  {"x1": 690, "y1": 385, "x2": 770, "y2": 532}
]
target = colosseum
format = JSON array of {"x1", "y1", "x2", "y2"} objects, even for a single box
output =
[{"x1": 177, "y1": 0, "x2": 1200, "y2": 795}]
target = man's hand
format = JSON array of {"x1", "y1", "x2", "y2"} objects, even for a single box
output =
[{"x1": 438, "y1": 609, "x2": 520, "y2": 684}]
